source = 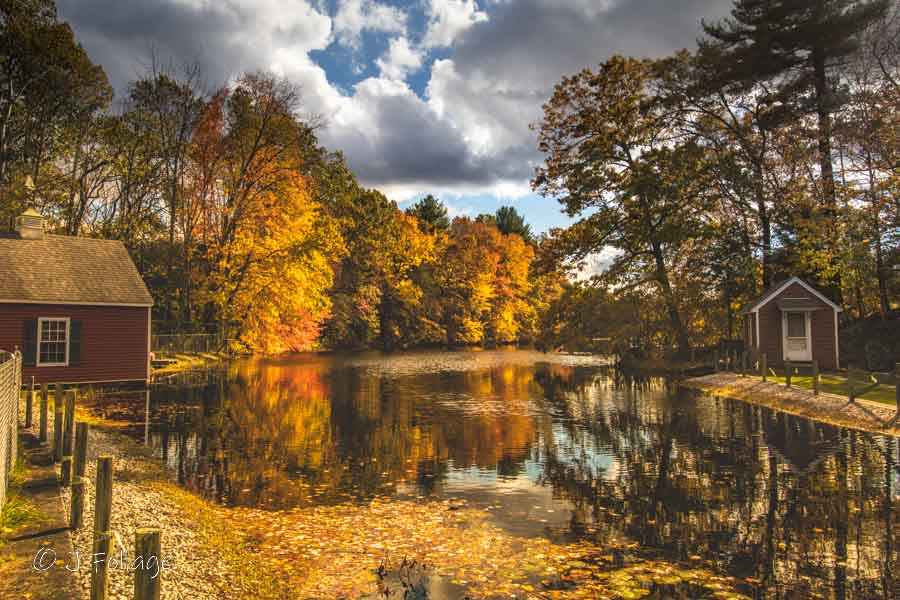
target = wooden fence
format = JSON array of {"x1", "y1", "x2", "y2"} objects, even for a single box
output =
[{"x1": 711, "y1": 348, "x2": 900, "y2": 414}]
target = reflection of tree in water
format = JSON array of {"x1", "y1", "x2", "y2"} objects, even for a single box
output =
[
  {"x1": 151, "y1": 359, "x2": 544, "y2": 507},
  {"x1": 531, "y1": 373, "x2": 899, "y2": 599}
]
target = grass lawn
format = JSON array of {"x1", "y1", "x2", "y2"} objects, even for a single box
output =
[{"x1": 768, "y1": 374, "x2": 897, "y2": 406}]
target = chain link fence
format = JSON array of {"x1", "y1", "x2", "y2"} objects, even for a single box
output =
[
  {"x1": 151, "y1": 333, "x2": 223, "y2": 356},
  {"x1": 0, "y1": 350, "x2": 22, "y2": 508}
]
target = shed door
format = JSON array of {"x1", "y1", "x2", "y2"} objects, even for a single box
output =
[{"x1": 782, "y1": 311, "x2": 812, "y2": 361}]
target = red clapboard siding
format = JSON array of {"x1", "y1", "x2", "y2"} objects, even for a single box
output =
[
  {"x1": 0, "y1": 304, "x2": 149, "y2": 384},
  {"x1": 756, "y1": 282, "x2": 838, "y2": 370}
]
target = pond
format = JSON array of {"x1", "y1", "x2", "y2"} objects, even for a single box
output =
[{"x1": 97, "y1": 349, "x2": 898, "y2": 599}]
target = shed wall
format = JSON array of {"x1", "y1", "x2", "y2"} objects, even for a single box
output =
[{"x1": 0, "y1": 304, "x2": 149, "y2": 384}]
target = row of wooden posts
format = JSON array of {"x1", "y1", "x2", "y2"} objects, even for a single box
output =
[
  {"x1": 709, "y1": 349, "x2": 900, "y2": 411},
  {"x1": 23, "y1": 382, "x2": 162, "y2": 600}
]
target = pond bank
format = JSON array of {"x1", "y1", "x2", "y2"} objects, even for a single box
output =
[
  {"x1": 58, "y1": 422, "x2": 281, "y2": 599},
  {"x1": 681, "y1": 372, "x2": 900, "y2": 437}
]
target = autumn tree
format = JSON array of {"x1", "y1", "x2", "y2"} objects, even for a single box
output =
[
  {"x1": 325, "y1": 188, "x2": 437, "y2": 350},
  {"x1": 0, "y1": 0, "x2": 111, "y2": 224},
  {"x1": 534, "y1": 56, "x2": 719, "y2": 354}
]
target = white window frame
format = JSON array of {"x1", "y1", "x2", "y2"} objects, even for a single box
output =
[{"x1": 37, "y1": 317, "x2": 70, "y2": 367}]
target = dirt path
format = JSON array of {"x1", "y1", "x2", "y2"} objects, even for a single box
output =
[{"x1": 0, "y1": 433, "x2": 82, "y2": 600}]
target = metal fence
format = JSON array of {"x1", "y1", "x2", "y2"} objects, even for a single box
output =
[
  {"x1": 0, "y1": 350, "x2": 22, "y2": 508},
  {"x1": 151, "y1": 333, "x2": 223, "y2": 356}
]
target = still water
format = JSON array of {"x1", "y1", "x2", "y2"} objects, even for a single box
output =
[{"x1": 104, "y1": 349, "x2": 898, "y2": 598}]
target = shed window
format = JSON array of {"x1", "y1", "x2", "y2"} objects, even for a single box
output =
[
  {"x1": 37, "y1": 318, "x2": 69, "y2": 366},
  {"x1": 786, "y1": 312, "x2": 806, "y2": 338}
]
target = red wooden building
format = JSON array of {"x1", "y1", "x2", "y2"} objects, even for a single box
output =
[
  {"x1": 0, "y1": 210, "x2": 153, "y2": 385},
  {"x1": 743, "y1": 276, "x2": 842, "y2": 370}
]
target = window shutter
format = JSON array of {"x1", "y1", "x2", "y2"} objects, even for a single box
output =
[
  {"x1": 70, "y1": 320, "x2": 83, "y2": 366},
  {"x1": 22, "y1": 319, "x2": 37, "y2": 366}
]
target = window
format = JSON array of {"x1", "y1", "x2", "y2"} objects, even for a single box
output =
[
  {"x1": 786, "y1": 312, "x2": 806, "y2": 338},
  {"x1": 37, "y1": 318, "x2": 69, "y2": 366}
]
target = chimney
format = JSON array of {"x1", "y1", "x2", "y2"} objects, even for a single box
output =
[{"x1": 16, "y1": 208, "x2": 45, "y2": 239}]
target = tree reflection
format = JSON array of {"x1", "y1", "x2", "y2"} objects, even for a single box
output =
[{"x1": 531, "y1": 373, "x2": 898, "y2": 599}]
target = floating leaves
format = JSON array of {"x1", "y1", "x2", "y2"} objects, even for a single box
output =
[{"x1": 217, "y1": 497, "x2": 751, "y2": 599}]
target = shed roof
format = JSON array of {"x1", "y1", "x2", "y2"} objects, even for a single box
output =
[
  {"x1": 0, "y1": 233, "x2": 153, "y2": 307},
  {"x1": 743, "y1": 276, "x2": 842, "y2": 314},
  {"x1": 776, "y1": 298, "x2": 824, "y2": 311}
]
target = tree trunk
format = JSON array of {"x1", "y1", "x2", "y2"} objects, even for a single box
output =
[
  {"x1": 651, "y1": 242, "x2": 690, "y2": 354},
  {"x1": 812, "y1": 46, "x2": 842, "y2": 304},
  {"x1": 866, "y1": 153, "x2": 890, "y2": 319},
  {"x1": 753, "y1": 165, "x2": 773, "y2": 289}
]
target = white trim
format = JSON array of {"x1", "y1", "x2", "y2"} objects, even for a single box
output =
[
  {"x1": 146, "y1": 307, "x2": 152, "y2": 383},
  {"x1": 754, "y1": 312, "x2": 760, "y2": 350},
  {"x1": 747, "y1": 276, "x2": 843, "y2": 313},
  {"x1": 834, "y1": 310, "x2": 840, "y2": 368},
  {"x1": 0, "y1": 298, "x2": 152, "y2": 307},
  {"x1": 36, "y1": 317, "x2": 70, "y2": 367},
  {"x1": 782, "y1": 311, "x2": 812, "y2": 362}
]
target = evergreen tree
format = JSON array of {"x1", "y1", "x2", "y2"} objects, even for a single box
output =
[
  {"x1": 405, "y1": 194, "x2": 450, "y2": 232},
  {"x1": 702, "y1": 0, "x2": 889, "y2": 301},
  {"x1": 494, "y1": 206, "x2": 534, "y2": 243}
]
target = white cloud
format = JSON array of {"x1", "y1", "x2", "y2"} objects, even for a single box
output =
[
  {"x1": 426, "y1": 58, "x2": 542, "y2": 156},
  {"x1": 422, "y1": 0, "x2": 489, "y2": 48},
  {"x1": 333, "y1": 0, "x2": 407, "y2": 49},
  {"x1": 375, "y1": 37, "x2": 424, "y2": 81}
]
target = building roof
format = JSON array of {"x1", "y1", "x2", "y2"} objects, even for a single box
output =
[
  {"x1": 743, "y1": 276, "x2": 842, "y2": 314},
  {"x1": 0, "y1": 233, "x2": 153, "y2": 307},
  {"x1": 776, "y1": 298, "x2": 824, "y2": 311}
]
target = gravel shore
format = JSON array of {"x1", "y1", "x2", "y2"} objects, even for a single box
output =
[
  {"x1": 681, "y1": 373, "x2": 900, "y2": 436},
  {"x1": 46, "y1": 407, "x2": 234, "y2": 599}
]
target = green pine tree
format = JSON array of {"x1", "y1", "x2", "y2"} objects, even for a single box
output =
[
  {"x1": 405, "y1": 194, "x2": 450, "y2": 232},
  {"x1": 701, "y1": 0, "x2": 889, "y2": 301}
]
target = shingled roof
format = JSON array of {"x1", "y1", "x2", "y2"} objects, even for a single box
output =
[{"x1": 0, "y1": 233, "x2": 153, "y2": 306}]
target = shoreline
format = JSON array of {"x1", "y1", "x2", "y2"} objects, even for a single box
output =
[{"x1": 680, "y1": 373, "x2": 900, "y2": 437}]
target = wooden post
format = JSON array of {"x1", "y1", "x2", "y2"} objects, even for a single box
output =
[
  {"x1": 70, "y1": 478, "x2": 85, "y2": 529},
  {"x1": 690, "y1": 348, "x2": 696, "y2": 364},
  {"x1": 714, "y1": 349, "x2": 719, "y2": 373},
  {"x1": 741, "y1": 351, "x2": 747, "y2": 376},
  {"x1": 74, "y1": 422, "x2": 89, "y2": 478},
  {"x1": 39, "y1": 383, "x2": 49, "y2": 443},
  {"x1": 895, "y1": 363, "x2": 899, "y2": 414},
  {"x1": 91, "y1": 456, "x2": 113, "y2": 600},
  {"x1": 25, "y1": 379, "x2": 34, "y2": 429},
  {"x1": 53, "y1": 383, "x2": 64, "y2": 462},
  {"x1": 61, "y1": 390, "x2": 76, "y2": 486},
  {"x1": 848, "y1": 366, "x2": 855, "y2": 403},
  {"x1": 812, "y1": 360, "x2": 819, "y2": 396},
  {"x1": 761, "y1": 353, "x2": 767, "y2": 382},
  {"x1": 785, "y1": 361, "x2": 792, "y2": 388},
  {"x1": 134, "y1": 529, "x2": 163, "y2": 600}
]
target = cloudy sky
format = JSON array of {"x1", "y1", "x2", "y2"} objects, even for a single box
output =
[{"x1": 58, "y1": 0, "x2": 731, "y2": 232}]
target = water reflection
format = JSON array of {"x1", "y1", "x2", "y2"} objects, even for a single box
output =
[{"x1": 100, "y1": 350, "x2": 897, "y2": 598}]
